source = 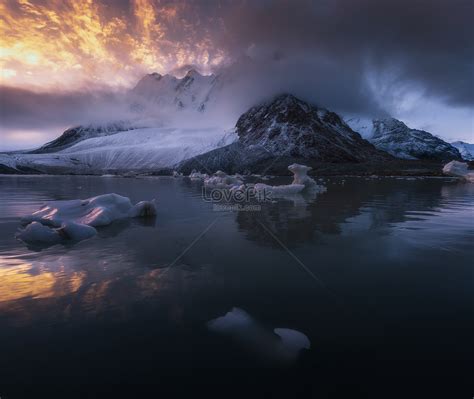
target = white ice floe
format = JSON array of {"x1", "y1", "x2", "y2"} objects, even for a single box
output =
[
  {"x1": 203, "y1": 170, "x2": 244, "y2": 189},
  {"x1": 207, "y1": 307, "x2": 310, "y2": 364},
  {"x1": 442, "y1": 160, "x2": 474, "y2": 182},
  {"x1": 188, "y1": 170, "x2": 209, "y2": 180},
  {"x1": 254, "y1": 163, "x2": 326, "y2": 198},
  {"x1": 128, "y1": 200, "x2": 158, "y2": 218},
  {"x1": 17, "y1": 221, "x2": 62, "y2": 243},
  {"x1": 288, "y1": 163, "x2": 316, "y2": 187},
  {"x1": 59, "y1": 221, "x2": 98, "y2": 241},
  {"x1": 17, "y1": 193, "x2": 156, "y2": 244},
  {"x1": 254, "y1": 182, "x2": 306, "y2": 196}
]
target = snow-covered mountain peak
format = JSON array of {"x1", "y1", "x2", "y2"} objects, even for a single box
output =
[
  {"x1": 451, "y1": 141, "x2": 474, "y2": 161},
  {"x1": 130, "y1": 69, "x2": 216, "y2": 113},
  {"x1": 234, "y1": 94, "x2": 386, "y2": 161},
  {"x1": 372, "y1": 118, "x2": 411, "y2": 138},
  {"x1": 238, "y1": 93, "x2": 349, "y2": 136},
  {"x1": 184, "y1": 69, "x2": 201, "y2": 78},
  {"x1": 149, "y1": 72, "x2": 162, "y2": 80},
  {"x1": 347, "y1": 116, "x2": 462, "y2": 161}
]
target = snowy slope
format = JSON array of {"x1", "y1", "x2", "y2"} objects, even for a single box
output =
[
  {"x1": 451, "y1": 141, "x2": 474, "y2": 161},
  {"x1": 344, "y1": 116, "x2": 375, "y2": 139},
  {"x1": 1, "y1": 127, "x2": 238, "y2": 173},
  {"x1": 59, "y1": 126, "x2": 236, "y2": 170},
  {"x1": 346, "y1": 117, "x2": 461, "y2": 161},
  {"x1": 30, "y1": 121, "x2": 141, "y2": 154}
]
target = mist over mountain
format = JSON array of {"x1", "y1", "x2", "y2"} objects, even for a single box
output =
[{"x1": 1, "y1": 0, "x2": 472, "y2": 150}]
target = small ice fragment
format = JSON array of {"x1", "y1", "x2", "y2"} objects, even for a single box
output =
[
  {"x1": 58, "y1": 222, "x2": 97, "y2": 241},
  {"x1": 443, "y1": 160, "x2": 474, "y2": 182},
  {"x1": 254, "y1": 183, "x2": 305, "y2": 196},
  {"x1": 128, "y1": 200, "x2": 157, "y2": 217},
  {"x1": 207, "y1": 308, "x2": 310, "y2": 364},
  {"x1": 189, "y1": 170, "x2": 209, "y2": 180},
  {"x1": 16, "y1": 221, "x2": 61, "y2": 243},
  {"x1": 274, "y1": 328, "x2": 311, "y2": 352},
  {"x1": 288, "y1": 163, "x2": 316, "y2": 188},
  {"x1": 204, "y1": 171, "x2": 243, "y2": 188}
]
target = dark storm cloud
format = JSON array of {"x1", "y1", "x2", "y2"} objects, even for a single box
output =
[
  {"x1": 1, "y1": 0, "x2": 472, "y2": 135},
  {"x1": 209, "y1": 0, "x2": 473, "y2": 109}
]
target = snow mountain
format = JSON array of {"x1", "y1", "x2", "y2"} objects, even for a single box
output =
[
  {"x1": 451, "y1": 141, "x2": 474, "y2": 161},
  {"x1": 30, "y1": 121, "x2": 140, "y2": 154},
  {"x1": 1, "y1": 126, "x2": 237, "y2": 174},
  {"x1": 1, "y1": 63, "x2": 465, "y2": 175},
  {"x1": 130, "y1": 69, "x2": 217, "y2": 113},
  {"x1": 346, "y1": 117, "x2": 461, "y2": 161},
  {"x1": 178, "y1": 94, "x2": 390, "y2": 174}
]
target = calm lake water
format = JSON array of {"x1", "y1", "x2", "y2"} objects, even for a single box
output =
[{"x1": 0, "y1": 175, "x2": 473, "y2": 398}]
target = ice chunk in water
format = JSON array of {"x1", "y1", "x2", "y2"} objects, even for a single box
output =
[
  {"x1": 207, "y1": 307, "x2": 310, "y2": 364},
  {"x1": 58, "y1": 222, "x2": 97, "y2": 241},
  {"x1": 443, "y1": 160, "x2": 474, "y2": 182},
  {"x1": 17, "y1": 193, "x2": 157, "y2": 245},
  {"x1": 288, "y1": 163, "x2": 316, "y2": 187},
  {"x1": 128, "y1": 200, "x2": 157, "y2": 218},
  {"x1": 16, "y1": 221, "x2": 61, "y2": 243},
  {"x1": 204, "y1": 171, "x2": 244, "y2": 188}
]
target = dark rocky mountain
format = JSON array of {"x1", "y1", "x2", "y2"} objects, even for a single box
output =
[{"x1": 178, "y1": 94, "x2": 391, "y2": 174}]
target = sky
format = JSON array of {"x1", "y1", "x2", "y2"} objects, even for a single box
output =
[{"x1": 0, "y1": 0, "x2": 473, "y2": 150}]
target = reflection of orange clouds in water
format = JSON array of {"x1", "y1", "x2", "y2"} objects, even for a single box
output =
[
  {"x1": 0, "y1": 257, "x2": 85, "y2": 304},
  {"x1": 0, "y1": 0, "x2": 226, "y2": 90},
  {"x1": 0, "y1": 249, "x2": 216, "y2": 326}
]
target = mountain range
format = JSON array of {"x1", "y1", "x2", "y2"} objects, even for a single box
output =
[
  {"x1": 0, "y1": 67, "x2": 470, "y2": 175},
  {"x1": 178, "y1": 94, "x2": 390, "y2": 174},
  {"x1": 346, "y1": 117, "x2": 462, "y2": 161}
]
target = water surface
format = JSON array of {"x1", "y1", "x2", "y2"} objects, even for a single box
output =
[{"x1": 0, "y1": 175, "x2": 472, "y2": 398}]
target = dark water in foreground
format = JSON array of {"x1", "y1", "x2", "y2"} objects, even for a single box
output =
[{"x1": 0, "y1": 175, "x2": 473, "y2": 398}]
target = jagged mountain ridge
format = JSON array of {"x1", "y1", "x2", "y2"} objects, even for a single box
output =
[
  {"x1": 346, "y1": 117, "x2": 461, "y2": 161},
  {"x1": 451, "y1": 141, "x2": 474, "y2": 161},
  {"x1": 25, "y1": 63, "x2": 463, "y2": 161},
  {"x1": 27, "y1": 69, "x2": 220, "y2": 155},
  {"x1": 130, "y1": 69, "x2": 217, "y2": 112},
  {"x1": 178, "y1": 94, "x2": 391, "y2": 174},
  {"x1": 1, "y1": 60, "x2": 465, "y2": 174}
]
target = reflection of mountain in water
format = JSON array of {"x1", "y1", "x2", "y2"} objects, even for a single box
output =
[{"x1": 236, "y1": 177, "x2": 461, "y2": 248}]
